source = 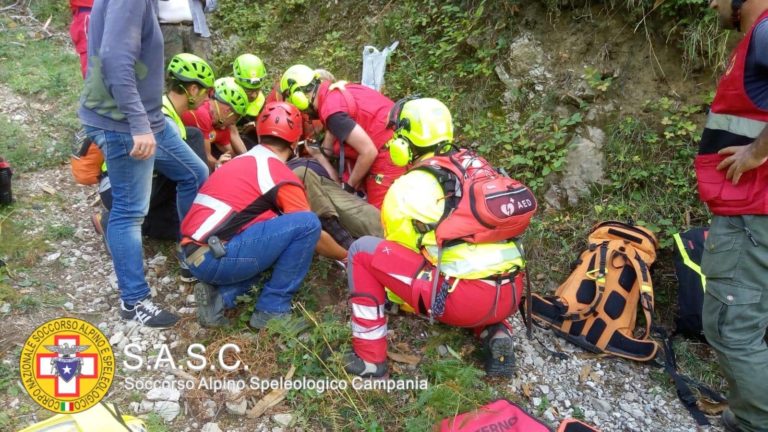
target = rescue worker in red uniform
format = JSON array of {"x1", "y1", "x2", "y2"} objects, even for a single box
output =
[
  {"x1": 181, "y1": 77, "x2": 250, "y2": 171},
  {"x1": 69, "y1": 0, "x2": 93, "y2": 78},
  {"x1": 181, "y1": 102, "x2": 346, "y2": 329},
  {"x1": 695, "y1": 1, "x2": 768, "y2": 430},
  {"x1": 342, "y1": 98, "x2": 523, "y2": 378},
  {"x1": 279, "y1": 64, "x2": 406, "y2": 208}
]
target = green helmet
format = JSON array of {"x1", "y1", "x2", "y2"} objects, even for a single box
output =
[
  {"x1": 167, "y1": 53, "x2": 215, "y2": 88},
  {"x1": 213, "y1": 77, "x2": 249, "y2": 117},
  {"x1": 233, "y1": 54, "x2": 267, "y2": 90},
  {"x1": 388, "y1": 98, "x2": 454, "y2": 167},
  {"x1": 280, "y1": 64, "x2": 319, "y2": 111}
]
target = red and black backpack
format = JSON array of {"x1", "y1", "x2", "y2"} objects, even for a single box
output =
[{"x1": 413, "y1": 148, "x2": 537, "y2": 247}]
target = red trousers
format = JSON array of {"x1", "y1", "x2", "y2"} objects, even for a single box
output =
[
  {"x1": 70, "y1": 8, "x2": 90, "y2": 78},
  {"x1": 364, "y1": 151, "x2": 405, "y2": 209},
  {"x1": 341, "y1": 151, "x2": 405, "y2": 209},
  {"x1": 348, "y1": 238, "x2": 523, "y2": 363}
]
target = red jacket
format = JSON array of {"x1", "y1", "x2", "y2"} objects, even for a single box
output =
[
  {"x1": 70, "y1": 0, "x2": 93, "y2": 10},
  {"x1": 316, "y1": 81, "x2": 394, "y2": 162},
  {"x1": 709, "y1": 9, "x2": 768, "y2": 122},
  {"x1": 695, "y1": 10, "x2": 768, "y2": 215},
  {"x1": 181, "y1": 146, "x2": 302, "y2": 241}
]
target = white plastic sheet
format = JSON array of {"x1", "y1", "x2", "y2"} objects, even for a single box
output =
[{"x1": 361, "y1": 41, "x2": 399, "y2": 91}]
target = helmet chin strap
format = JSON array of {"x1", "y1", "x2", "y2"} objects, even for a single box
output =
[
  {"x1": 182, "y1": 85, "x2": 196, "y2": 110},
  {"x1": 304, "y1": 80, "x2": 320, "y2": 119},
  {"x1": 732, "y1": 0, "x2": 746, "y2": 31},
  {"x1": 212, "y1": 99, "x2": 228, "y2": 128}
]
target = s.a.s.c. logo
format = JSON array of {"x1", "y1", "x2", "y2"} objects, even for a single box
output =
[{"x1": 19, "y1": 317, "x2": 114, "y2": 413}]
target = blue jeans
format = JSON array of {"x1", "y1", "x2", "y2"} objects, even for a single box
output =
[
  {"x1": 86, "y1": 120, "x2": 208, "y2": 304},
  {"x1": 187, "y1": 212, "x2": 321, "y2": 312}
]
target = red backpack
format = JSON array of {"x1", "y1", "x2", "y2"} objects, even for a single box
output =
[
  {"x1": 414, "y1": 148, "x2": 536, "y2": 322},
  {"x1": 437, "y1": 400, "x2": 601, "y2": 432},
  {"x1": 438, "y1": 399, "x2": 551, "y2": 432},
  {"x1": 414, "y1": 148, "x2": 537, "y2": 247}
]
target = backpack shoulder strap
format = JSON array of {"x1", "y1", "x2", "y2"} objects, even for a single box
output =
[
  {"x1": 328, "y1": 81, "x2": 358, "y2": 118},
  {"x1": 628, "y1": 249, "x2": 655, "y2": 339},
  {"x1": 562, "y1": 242, "x2": 609, "y2": 320},
  {"x1": 327, "y1": 81, "x2": 358, "y2": 179},
  {"x1": 414, "y1": 154, "x2": 465, "y2": 223}
]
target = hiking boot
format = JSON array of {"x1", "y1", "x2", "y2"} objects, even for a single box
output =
[
  {"x1": 342, "y1": 351, "x2": 388, "y2": 378},
  {"x1": 194, "y1": 282, "x2": 229, "y2": 328},
  {"x1": 722, "y1": 408, "x2": 743, "y2": 432},
  {"x1": 320, "y1": 216, "x2": 354, "y2": 249},
  {"x1": 120, "y1": 296, "x2": 179, "y2": 328},
  {"x1": 482, "y1": 323, "x2": 516, "y2": 378},
  {"x1": 248, "y1": 309, "x2": 291, "y2": 330},
  {"x1": 91, "y1": 210, "x2": 111, "y2": 256},
  {"x1": 176, "y1": 245, "x2": 197, "y2": 283},
  {"x1": 178, "y1": 261, "x2": 197, "y2": 283}
]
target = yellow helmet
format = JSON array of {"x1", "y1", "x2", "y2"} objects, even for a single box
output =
[
  {"x1": 388, "y1": 97, "x2": 454, "y2": 167},
  {"x1": 279, "y1": 64, "x2": 319, "y2": 111},
  {"x1": 233, "y1": 53, "x2": 267, "y2": 90},
  {"x1": 213, "y1": 77, "x2": 249, "y2": 117}
]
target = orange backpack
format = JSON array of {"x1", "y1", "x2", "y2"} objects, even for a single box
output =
[
  {"x1": 530, "y1": 221, "x2": 659, "y2": 361},
  {"x1": 70, "y1": 133, "x2": 104, "y2": 185}
]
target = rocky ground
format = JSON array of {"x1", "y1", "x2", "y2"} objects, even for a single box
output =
[{"x1": 0, "y1": 164, "x2": 719, "y2": 431}]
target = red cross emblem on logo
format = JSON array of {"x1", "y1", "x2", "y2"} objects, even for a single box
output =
[{"x1": 35, "y1": 335, "x2": 98, "y2": 398}]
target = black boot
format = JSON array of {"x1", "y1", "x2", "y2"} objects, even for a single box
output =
[
  {"x1": 481, "y1": 323, "x2": 516, "y2": 378},
  {"x1": 320, "y1": 216, "x2": 354, "y2": 249}
]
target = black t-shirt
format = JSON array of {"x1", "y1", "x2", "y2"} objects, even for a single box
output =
[
  {"x1": 746, "y1": 20, "x2": 768, "y2": 109},
  {"x1": 325, "y1": 112, "x2": 357, "y2": 144}
]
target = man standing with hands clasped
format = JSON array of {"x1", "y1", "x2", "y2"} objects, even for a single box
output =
[
  {"x1": 78, "y1": 0, "x2": 208, "y2": 328},
  {"x1": 695, "y1": 1, "x2": 768, "y2": 431}
]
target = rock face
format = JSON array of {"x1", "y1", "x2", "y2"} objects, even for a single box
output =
[
  {"x1": 153, "y1": 400, "x2": 181, "y2": 422},
  {"x1": 273, "y1": 413, "x2": 294, "y2": 427},
  {"x1": 495, "y1": 32, "x2": 553, "y2": 107},
  {"x1": 559, "y1": 126, "x2": 607, "y2": 206},
  {"x1": 147, "y1": 387, "x2": 181, "y2": 402},
  {"x1": 494, "y1": 33, "x2": 611, "y2": 208},
  {"x1": 201, "y1": 423, "x2": 223, "y2": 432}
]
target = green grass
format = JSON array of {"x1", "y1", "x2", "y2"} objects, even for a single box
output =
[
  {"x1": 0, "y1": 207, "x2": 50, "y2": 267},
  {"x1": 0, "y1": 361, "x2": 18, "y2": 395},
  {"x1": 0, "y1": 15, "x2": 81, "y2": 100},
  {"x1": 144, "y1": 413, "x2": 172, "y2": 432},
  {"x1": 45, "y1": 223, "x2": 75, "y2": 241},
  {"x1": 671, "y1": 338, "x2": 727, "y2": 392},
  {"x1": 27, "y1": 0, "x2": 72, "y2": 30},
  {"x1": 261, "y1": 307, "x2": 500, "y2": 431},
  {"x1": 0, "y1": 14, "x2": 82, "y2": 170}
]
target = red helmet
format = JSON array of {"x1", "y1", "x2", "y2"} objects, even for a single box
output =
[{"x1": 256, "y1": 102, "x2": 303, "y2": 144}]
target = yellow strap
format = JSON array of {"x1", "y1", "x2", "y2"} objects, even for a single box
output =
[
  {"x1": 672, "y1": 233, "x2": 707, "y2": 292},
  {"x1": 162, "y1": 95, "x2": 187, "y2": 140},
  {"x1": 448, "y1": 277, "x2": 460, "y2": 293}
]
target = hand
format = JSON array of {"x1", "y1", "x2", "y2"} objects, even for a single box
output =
[
  {"x1": 218, "y1": 153, "x2": 233, "y2": 164},
  {"x1": 717, "y1": 143, "x2": 768, "y2": 185},
  {"x1": 130, "y1": 133, "x2": 156, "y2": 160},
  {"x1": 241, "y1": 122, "x2": 255, "y2": 135}
]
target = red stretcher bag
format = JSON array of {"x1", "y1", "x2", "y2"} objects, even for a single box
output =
[{"x1": 437, "y1": 399, "x2": 552, "y2": 432}]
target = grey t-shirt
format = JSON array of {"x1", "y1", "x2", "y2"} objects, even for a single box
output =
[{"x1": 78, "y1": 0, "x2": 166, "y2": 135}]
